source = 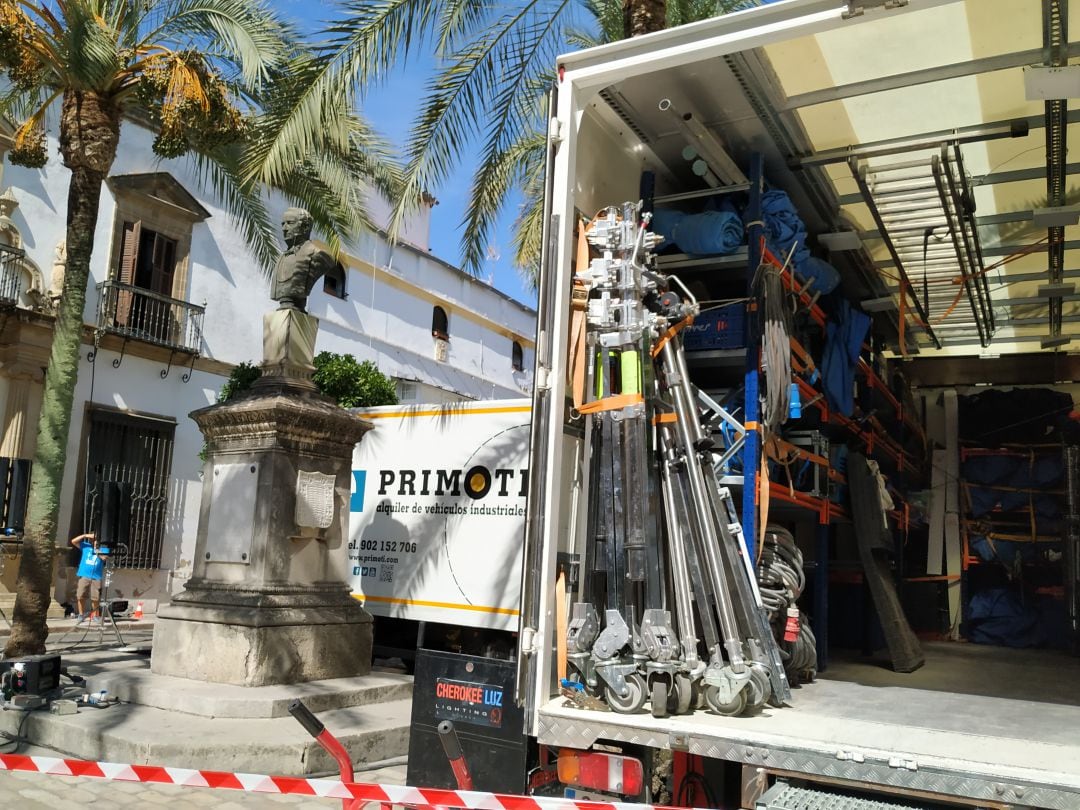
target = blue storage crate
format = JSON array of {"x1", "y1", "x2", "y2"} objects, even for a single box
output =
[{"x1": 683, "y1": 303, "x2": 746, "y2": 351}]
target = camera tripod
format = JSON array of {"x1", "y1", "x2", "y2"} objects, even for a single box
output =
[{"x1": 52, "y1": 550, "x2": 130, "y2": 650}]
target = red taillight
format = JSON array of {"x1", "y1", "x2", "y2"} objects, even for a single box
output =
[{"x1": 557, "y1": 749, "x2": 644, "y2": 796}]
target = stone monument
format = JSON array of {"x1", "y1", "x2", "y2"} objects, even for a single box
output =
[{"x1": 152, "y1": 209, "x2": 373, "y2": 686}]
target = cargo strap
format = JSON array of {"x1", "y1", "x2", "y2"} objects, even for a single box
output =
[
  {"x1": 651, "y1": 315, "x2": 694, "y2": 358},
  {"x1": 569, "y1": 218, "x2": 592, "y2": 410}
]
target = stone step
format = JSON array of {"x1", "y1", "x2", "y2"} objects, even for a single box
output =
[
  {"x1": 0, "y1": 697, "x2": 414, "y2": 775},
  {"x1": 85, "y1": 668, "x2": 414, "y2": 718}
]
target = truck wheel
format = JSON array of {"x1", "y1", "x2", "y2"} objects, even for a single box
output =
[
  {"x1": 650, "y1": 677, "x2": 669, "y2": 718},
  {"x1": 704, "y1": 684, "x2": 747, "y2": 716},
  {"x1": 605, "y1": 673, "x2": 647, "y2": 713}
]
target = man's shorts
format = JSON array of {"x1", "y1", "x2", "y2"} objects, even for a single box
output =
[{"x1": 76, "y1": 577, "x2": 101, "y2": 601}]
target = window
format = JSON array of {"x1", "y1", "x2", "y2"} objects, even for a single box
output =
[
  {"x1": 83, "y1": 408, "x2": 175, "y2": 570},
  {"x1": 432, "y1": 305, "x2": 450, "y2": 340},
  {"x1": 106, "y1": 173, "x2": 209, "y2": 349},
  {"x1": 512, "y1": 341, "x2": 524, "y2": 372},
  {"x1": 114, "y1": 221, "x2": 179, "y2": 341},
  {"x1": 396, "y1": 380, "x2": 417, "y2": 402},
  {"x1": 324, "y1": 263, "x2": 347, "y2": 299}
]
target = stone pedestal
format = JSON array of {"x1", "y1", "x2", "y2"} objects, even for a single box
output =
[
  {"x1": 257, "y1": 309, "x2": 318, "y2": 391},
  {"x1": 152, "y1": 310, "x2": 374, "y2": 686}
]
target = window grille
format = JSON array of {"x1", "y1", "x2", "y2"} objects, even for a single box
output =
[{"x1": 83, "y1": 410, "x2": 175, "y2": 570}]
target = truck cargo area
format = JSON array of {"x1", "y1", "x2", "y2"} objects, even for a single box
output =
[{"x1": 514, "y1": 1, "x2": 1080, "y2": 807}]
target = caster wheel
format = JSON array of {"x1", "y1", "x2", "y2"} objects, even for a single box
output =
[
  {"x1": 650, "y1": 677, "x2": 669, "y2": 718},
  {"x1": 604, "y1": 673, "x2": 647, "y2": 713},
  {"x1": 704, "y1": 684, "x2": 748, "y2": 716},
  {"x1": 671, "y1": 674, "x2": 694, "y2": 715},
  {"x1": 746, "y1": 666, "x2": 771, "y2": 711}
]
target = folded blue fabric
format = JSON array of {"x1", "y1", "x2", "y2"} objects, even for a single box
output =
[
  {"x1": 649, "y1": 208, "x2": 685, "y2": 246},
  {"x1": 650, "y1": 209, "x2": 744, "y2": 256},
  {"x1": 760, "y1": 190, "x2": 811, "y2": 267},
  {"x1": 798, "y1": 256, "x2": 841, "y2": 294}
]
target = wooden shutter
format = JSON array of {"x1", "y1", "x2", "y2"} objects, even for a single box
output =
[
  {"x1": 150, "y1": 233, "x2": 177, "y2": 297},
  {"x1": 114, "y1": 220, "x2": 140, "y2": 327}
]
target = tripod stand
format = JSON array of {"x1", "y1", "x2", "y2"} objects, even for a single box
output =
[{"x1": 86, "y1": 553, "x2": 127, "y2": 649}]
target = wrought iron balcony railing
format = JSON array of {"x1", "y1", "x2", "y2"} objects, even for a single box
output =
[
  {"x1": 0, "y1": 243, "x2": 26, "y2": 306},
  {"x1": 95, "y1": 279, "x2": 205, "y2": 355}
]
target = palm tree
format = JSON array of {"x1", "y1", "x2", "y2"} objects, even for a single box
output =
[
  {"x1": 0, "y1": 0, "x2": 297, "y2": 657},
  {"x1": 246, "y1": 0, "x2": 757, "y2": 296}
]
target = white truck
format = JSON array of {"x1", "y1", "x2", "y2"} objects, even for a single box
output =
[
  {"x1": 511, "y1": 1, "x2": 1080, "y2": 808},
  {"x1": 348, "y1": 400, "x2": 531, "y2": 641}
]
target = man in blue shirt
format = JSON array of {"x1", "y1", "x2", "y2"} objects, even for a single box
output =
[{"x1": 71, "y1": 532, "x2": 103, "y2": 624}]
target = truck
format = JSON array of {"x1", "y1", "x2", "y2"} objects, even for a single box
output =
[{"x1": 503, "y1": 1, "x2": 1080, "y2": 809}]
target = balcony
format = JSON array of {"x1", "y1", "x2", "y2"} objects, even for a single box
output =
[
  {"x1": 95, "y1": 279, "x2": 204, "y2": 355},
  {"x1": 0, "y1": 244, "x2": 26, "y2": 306}
]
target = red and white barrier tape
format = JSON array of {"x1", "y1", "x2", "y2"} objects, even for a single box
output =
[{"x1": 0, "y1": 754, "x2": 690, "y2": 810}]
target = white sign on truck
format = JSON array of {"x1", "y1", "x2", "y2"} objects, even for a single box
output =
[{"x1": 348, "y1": 399, "x2": 530, "y2": 631}]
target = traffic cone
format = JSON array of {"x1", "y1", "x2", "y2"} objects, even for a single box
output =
[{"x1": 132, "y1": 601, "x2": 144, "y2": 620}]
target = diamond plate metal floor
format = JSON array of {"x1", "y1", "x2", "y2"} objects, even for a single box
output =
[{"x1": 537, "y1": 642, "x2": 1080, "y2": 807}]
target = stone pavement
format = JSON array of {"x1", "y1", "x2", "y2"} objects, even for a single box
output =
[
  {"x1": 0, "y1": 760, "x2": 407, "y2": 809},
  {"x1": 1, "y1": 617, "x2": 415, "y2": 804}
]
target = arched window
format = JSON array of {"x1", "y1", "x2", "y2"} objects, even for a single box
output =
[
  {"x1": 512, "y1": 341, "x2": 524, "y2": 372},
  {"x1": 323, "y1": 262, "x2": 347, "y2": 299},
  {"x1": 432, "y1": 305, "x2": 449, "y2": 340}
]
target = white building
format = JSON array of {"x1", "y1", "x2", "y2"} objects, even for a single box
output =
[{"x1": 0, "y1": 118, "x2": 535, "y2": 611}]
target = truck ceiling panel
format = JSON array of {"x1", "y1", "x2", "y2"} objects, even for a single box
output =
[{"x1": 559, "y1": 0, "x2": 1074, "y2": 354}]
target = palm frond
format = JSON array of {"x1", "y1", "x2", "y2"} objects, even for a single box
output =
[
  {"x1": 455, "y1": 13, "x2": 566, "y2": 275},
  {"x1": 186, "y1": 143, "x2": 279, "y2": 274},
  {"x1": 134, "y1": 0, "x2": 292, "y2": 87},
  {"x1": 244, "y1": 0, "x2": 437, "y2": 194},
  {"x1": 393, "y1": 0, "x2": 572, "y2": 267}
]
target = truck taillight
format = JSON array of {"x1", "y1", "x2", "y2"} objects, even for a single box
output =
[{"x1": 556, "y1": 749, "x2": 644, "y2": 796}]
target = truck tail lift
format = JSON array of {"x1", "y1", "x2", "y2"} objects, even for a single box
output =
[{"x1": 564, "y1": 203, "x2": 790, "y2": 717}]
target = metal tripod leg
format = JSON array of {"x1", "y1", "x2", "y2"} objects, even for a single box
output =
[
  {"x1": 660, "y1": 340, "x2": 746, "y2": 675},
  {"x1": 658, "y1": 428, "x2": 703, "y2": 672},
  {"x1": 705, "y1": 484, "x2": 791, "y2": 707}
]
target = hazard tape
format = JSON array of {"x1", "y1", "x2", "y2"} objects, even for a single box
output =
[{"x1": 0, "y1": 754, "x2": 697, "y2": 810}]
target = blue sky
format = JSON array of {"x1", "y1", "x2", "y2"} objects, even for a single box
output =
[
  {"x1": 362, "y1": 63, "x2": 534, "y2": 306},
  {"x1": 274, "y1": 0, "x2": 539, "y2": 308}
]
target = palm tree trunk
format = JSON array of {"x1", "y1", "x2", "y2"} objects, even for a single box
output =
[
  {"x1": 4, "y1": 91, "x2": 118, "y2": 657},
  {"x1": 624, "y1": 0, "x2": 666, "y2": 37}
]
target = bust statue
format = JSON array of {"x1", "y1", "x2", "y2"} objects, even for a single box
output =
[{"x1": 271, "y1": 208, "x2": 335, "y2": 312}]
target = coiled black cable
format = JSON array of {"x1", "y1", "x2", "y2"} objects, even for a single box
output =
[{"x1": 758, "y1": 525, "x2": 816, "y2": 683}]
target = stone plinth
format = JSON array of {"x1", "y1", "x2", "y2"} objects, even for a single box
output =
[
  {"x1": 256, "y1": 309, "x2": 319, "y2": 391},
  {"x1": 152, "y1": 382, "x2": 374, "y2": 686}
]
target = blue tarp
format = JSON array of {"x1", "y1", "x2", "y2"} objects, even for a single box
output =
[
  {"x1": 799, "y1": 256, "x2": 841, "y2": 295},
  {"x1": 760, "y1": 190, "x2": 810, "y2": 267},
  {"x1": 967, "y1": 588, "x2": 1067, "y2": 649},
  {"x1": 650, "y1": 209, "x2": 743, "y2": 256},
  {"x1": 821, "y1": 299, "x2": 871, "y2": 417}
]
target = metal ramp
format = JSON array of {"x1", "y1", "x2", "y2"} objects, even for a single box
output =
[{"x1": 850, "y1": 144, "x2": 996, "y2": 349}]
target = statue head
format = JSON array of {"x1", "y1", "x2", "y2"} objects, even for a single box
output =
[{"x1": 282, "y1": 207, "x2": 313, "y2": 247}]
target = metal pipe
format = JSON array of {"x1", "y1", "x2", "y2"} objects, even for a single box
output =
[{"x1": 659, "y1": 98, "x2": 748, "y2": 185}]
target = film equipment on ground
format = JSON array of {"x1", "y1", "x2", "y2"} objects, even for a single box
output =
[{"x1": 52, "y1": 479, "x2": 135, "y2": 650}]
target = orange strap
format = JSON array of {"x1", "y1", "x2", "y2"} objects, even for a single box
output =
[
  {"x1": 578, "y1": 393, "x2": 645, "y2": 414},
  {"x1": 555, "y1": 570, "x2": 567, "y2": 682},
  {"x1": 569, "y1": 283, "x2": 589, "y2": 410},
  {"x1": 568, "y1": 218, "x2": 592, "y2": 410},
  {"x1": 652, "y1": 412, "x2": 678, "y2": 425},
  {"x1": 651, "y1": 315, "x2": 694, "y2": 358}
]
